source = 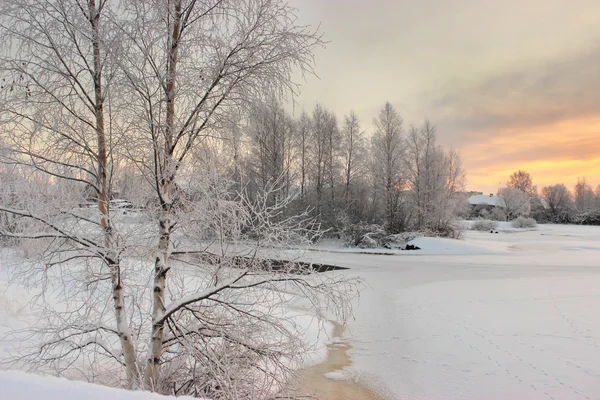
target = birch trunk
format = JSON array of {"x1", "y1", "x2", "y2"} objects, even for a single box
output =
[
  {"x1": 88, "y1": 0, "x2": 139, "y2": 386},
  {"x1": 145, "y1": 0, "x2": 182, "y2": 389}
]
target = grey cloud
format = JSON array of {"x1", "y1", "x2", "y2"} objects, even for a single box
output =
[
  {"x1": 466, "y1": 135, "x2": 600, "y2": 170},
  {"x1": 430, "y1": 46, "x2": 600, "y2": 143}
]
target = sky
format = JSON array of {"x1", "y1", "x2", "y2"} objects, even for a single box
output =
[{"x1": 287, "y1": 0, "x2": 600, "y2": 194}]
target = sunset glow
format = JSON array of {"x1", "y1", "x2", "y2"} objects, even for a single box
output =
[
  {"x1": 288, "y1": 0, "x2": 600, "y2": 194},
  {"x1": 462, "y1": 116, "x2": 600, "y2": 193}
]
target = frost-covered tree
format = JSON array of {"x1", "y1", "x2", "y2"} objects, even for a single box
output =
[
  {"x1": 246, "y1": 99, "x2": 295, "y2": 207},
  {"x1": 295, "y1": 111, "x2": 311, "y2": 205},
  {"x1": 508, "y1": 170, "x2": 537, "y2": 197},
  {"x1": 497, "y1": 187, "x2": 530, "y2": 220},
  {"x1": 573, "y1": 178, "x2": 595, "y2": 213},
  {"x1": 405, "y1": 121, "x2": 466, "y2": 235},
  {"x1": 308, "y1": 104, "x2": 338, "y2": 220},
  {"x1": 541, "y1": 183, "x2": 573, "y2": 220},
  {"x1": 112, "y1": 0, "x2": 327, "y2": 389},
  {"x1": 0, "y1": 0, "x2": 141, "y2": 384},
  {"x1": 0, "y1": 1, "x2": 358, "y2": 397},
  {"x1": 340, "y1": 110, "x2": 366, "y2": 213},
  {"x1": 371, "y1": 102, "x2": 405, "y2": 232}
]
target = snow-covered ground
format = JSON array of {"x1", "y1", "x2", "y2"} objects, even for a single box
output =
[
  {"x1": 0, "y1": 242, "x2": 332, "y2": 398},
  {"x1": 306, "y1": 224, "x2": 600, "y2": 400},
  {"x1": 0, "y1": 370, "x2": 203, "y2": 400},
  {"x1": 2, "y1": 223, "x2": 600, "y2": 399}
]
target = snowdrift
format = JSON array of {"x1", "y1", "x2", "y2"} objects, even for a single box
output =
[
  {"x1": 0, "y1": 370, "x2": 207, "y2": 400},
  {"x1": 405, "y1": 236, "x2": 510, "y2": 255}
]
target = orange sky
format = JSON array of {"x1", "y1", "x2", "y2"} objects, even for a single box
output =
[
  {"x1": 288, "y1": 0, "x2": 600, "y2": 195},
  {"x1": 461, "y1": 117, "x2": 600, "y2": 194}
]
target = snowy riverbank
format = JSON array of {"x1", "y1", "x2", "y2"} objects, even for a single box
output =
[
  {"x1": 2, "y1": 223, "x2": 600, "y2": 400},
  {"x1": 304, "y1": 224, "x2": 600, "y2": 399}
]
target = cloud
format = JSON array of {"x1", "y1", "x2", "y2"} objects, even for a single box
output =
[
  {"x1": 460, "y1": 116, "x2": 600, "y2": 192},
  {"x1": 431, "y1": 46, "x2": 600, "y2": 144},
  {"x1": 287, "y1": 0, "x2": 600, "y2": 193}
]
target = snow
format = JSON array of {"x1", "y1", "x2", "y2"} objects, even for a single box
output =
[
  {"x1": 290, "y1": 312, "x2": 334, "y2": 368},
  {"x1": 2, "y1": 224, "x2": 600, "y2": 399},
  {"x1": 0, "y1": 250, "x2": 331, "y2": 397},
  {"x1": 406, "y1": 236, "x2": 510, "y2": 255},
  {"x1": 323, "y1": 370, "x2": 351, "y2": 381},
  {"x1": 303, "y1": 224, "x2": 600, "y2": 400},
  {"x1": 468, "y1": 194, "x2": 503, "y2": 207},
  {"x1": 467, "y1": 220, "x2": 540, "y2": 232},
  {"x1": 0, "y1": 370, "x2": 205, "y2": 400}
]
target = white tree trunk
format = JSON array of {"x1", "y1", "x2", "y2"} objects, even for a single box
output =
[
  {"x1": 145, "y1": 0, "x2": 181, "y2": 389},
  {"x1": 88, "y1": 0, "x2": 139, "y2": 385}
]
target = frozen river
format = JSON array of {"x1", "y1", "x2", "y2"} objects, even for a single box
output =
[{"x1": 306, "y1": 224, "x2": 600, "y2": 400}]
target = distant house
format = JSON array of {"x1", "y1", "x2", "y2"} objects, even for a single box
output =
[
  {"x1": 468, "y1": 194, "x2": 504, "y2": 208},
  {"x1": 467, "y1": 193, "x2": 505, "y2": 219},
  {"x1": 468, "y1": 192, "x2": 548, "y2": 220}
]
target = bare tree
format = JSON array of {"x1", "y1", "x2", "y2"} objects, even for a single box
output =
[
  {"x1": 405, "y1": 121, "x2": 466, "y2": 234},
  {"x1": 371, "y1": 102, "x2": 405, "y2": 232},
  {"x1": 541, "y1": 183, "x2": 573, "y2": 220},
  {"x1": 0, "y1": 0, "x2": 140, "y2": 385},
  {"x1": 295, "y1": 111, "x2": 311, "y2": 205},
  {"x1": 220, "y1": 110, "x2": 245, "y2": 191},
  {"x1": 0, "y1": 1, "x2": 359, "y2": 398},
  {"x1": 308, "y1": 104, "x2": 337, "y2": 220},
  {"x1": 112, "y1": 0, "x2": 327, "y2": 391},
  {"x1": 340, "y1": 110, "x2": 365, "y2": 212},
  {"x1": 507, "y1": 170, "x2": 537, "y2": 197},
  {"x1": 573, "y1": 177, "x2": 595, "y2": 213},
  {"x1": 246, "y1": 99, "x2": 295, "y2": 208},
  {"x1": 497, "y1": 187, "x2": 530, "y2": 220}
]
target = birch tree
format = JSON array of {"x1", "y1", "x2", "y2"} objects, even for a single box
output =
[
  {"x1": 541, "y1": 183, "x2": 572, "y2": 220},
  {"x1": 295, "y1": 111, "x2": 311, "y2": 205},
  {"x1": 497, "y1": 187, "x2": 530, "y2": 220},
  {"x1": 0, "y1": 0, "x2": 140, "y2": 385},
  {"x1": 308, "y1": 104, "x2": 336, "y2": 219},
  {"x1": 113, "y1": 0, "x2": 327, "y2": 391},
  {"x1": 573, "y1": 177, "x2": 595, "y2": 213},
  {"x1": 405, "y1": 121, "x2": 466, "y2": 234},
  {"x1": 246, "y1": 99, "x2": 295, "y2": 207},
  {"x1": 0, "y1": 1, "x2": 359, "y2": 397},
  {"x1": 340, "y1": 110, "x2": 365, "y2": 212},
  {"x1": 371, "y1": 102, "x2": 405, "y2": 232}
]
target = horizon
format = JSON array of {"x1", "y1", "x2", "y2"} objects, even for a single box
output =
[{"x1": 287, "y1": 0, "x2": 600, "y2": 195}]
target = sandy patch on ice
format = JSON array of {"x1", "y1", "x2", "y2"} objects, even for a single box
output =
[{"x1": 286, "y1": 321, "x2": 392, "y2": 400}]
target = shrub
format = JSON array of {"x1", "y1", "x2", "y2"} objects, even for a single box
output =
[
  {"x1": 342, "y1": 223, "x2": 386, "y2": 247},
  {"x1": 511, "y1": 216, "x2": 537, "y2": 228},
  {"x1": 572, "y1": 210, "x2": 600, "y2": 225},
  {"x1": 490, "y1": 207, "x2": 507, "y2": 221},
  {"x1": 471, "y1": 219, "x2": 497, "y2": 231},
  {"x1": 341, "y1": 223, "x2": 423, "y2": 248}
]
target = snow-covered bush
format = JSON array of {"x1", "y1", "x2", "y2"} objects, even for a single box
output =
[
  {"x1": 342, "y1": 223, "x2": 423, "y2": 248},
  {"x1": 490, "y1": 207, "x2": 507, "y2": 221},
  {"x1": 497, "y1": 187, "x2": 531, "y2": 219},
  {"x1": 511, "y1": 216, "x2": 537, "y2": 228},
  {"x1": 342, "y1": 223, "x2": 386, "y2": 248},
  {"x1": 572, "y1": 210, "x2": 600, "y2": 225},
  {"x1": 471, "y1": 219, "x2": 497, "y2": 231},
  {"x1": 380, "y1": 232, "x2": 422, "y2": 248}
]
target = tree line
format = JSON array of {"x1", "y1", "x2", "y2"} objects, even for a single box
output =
[
  {"x1": 0, "y1": 0, "x2": 465, "y2": 395},
  {"x1": 0, "y1": 0, "x2": 357, "y2": 397},
  {"x1": 125, "y1": 99, "x2": 467, "y2": 238},
  {"x1": 475, "y1": 170, "x2": 600, "y2": 225}
]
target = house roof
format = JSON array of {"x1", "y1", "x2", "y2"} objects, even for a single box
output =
[{"x1": 468, "y1": 194, "x2": 503, "y2": 207}]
